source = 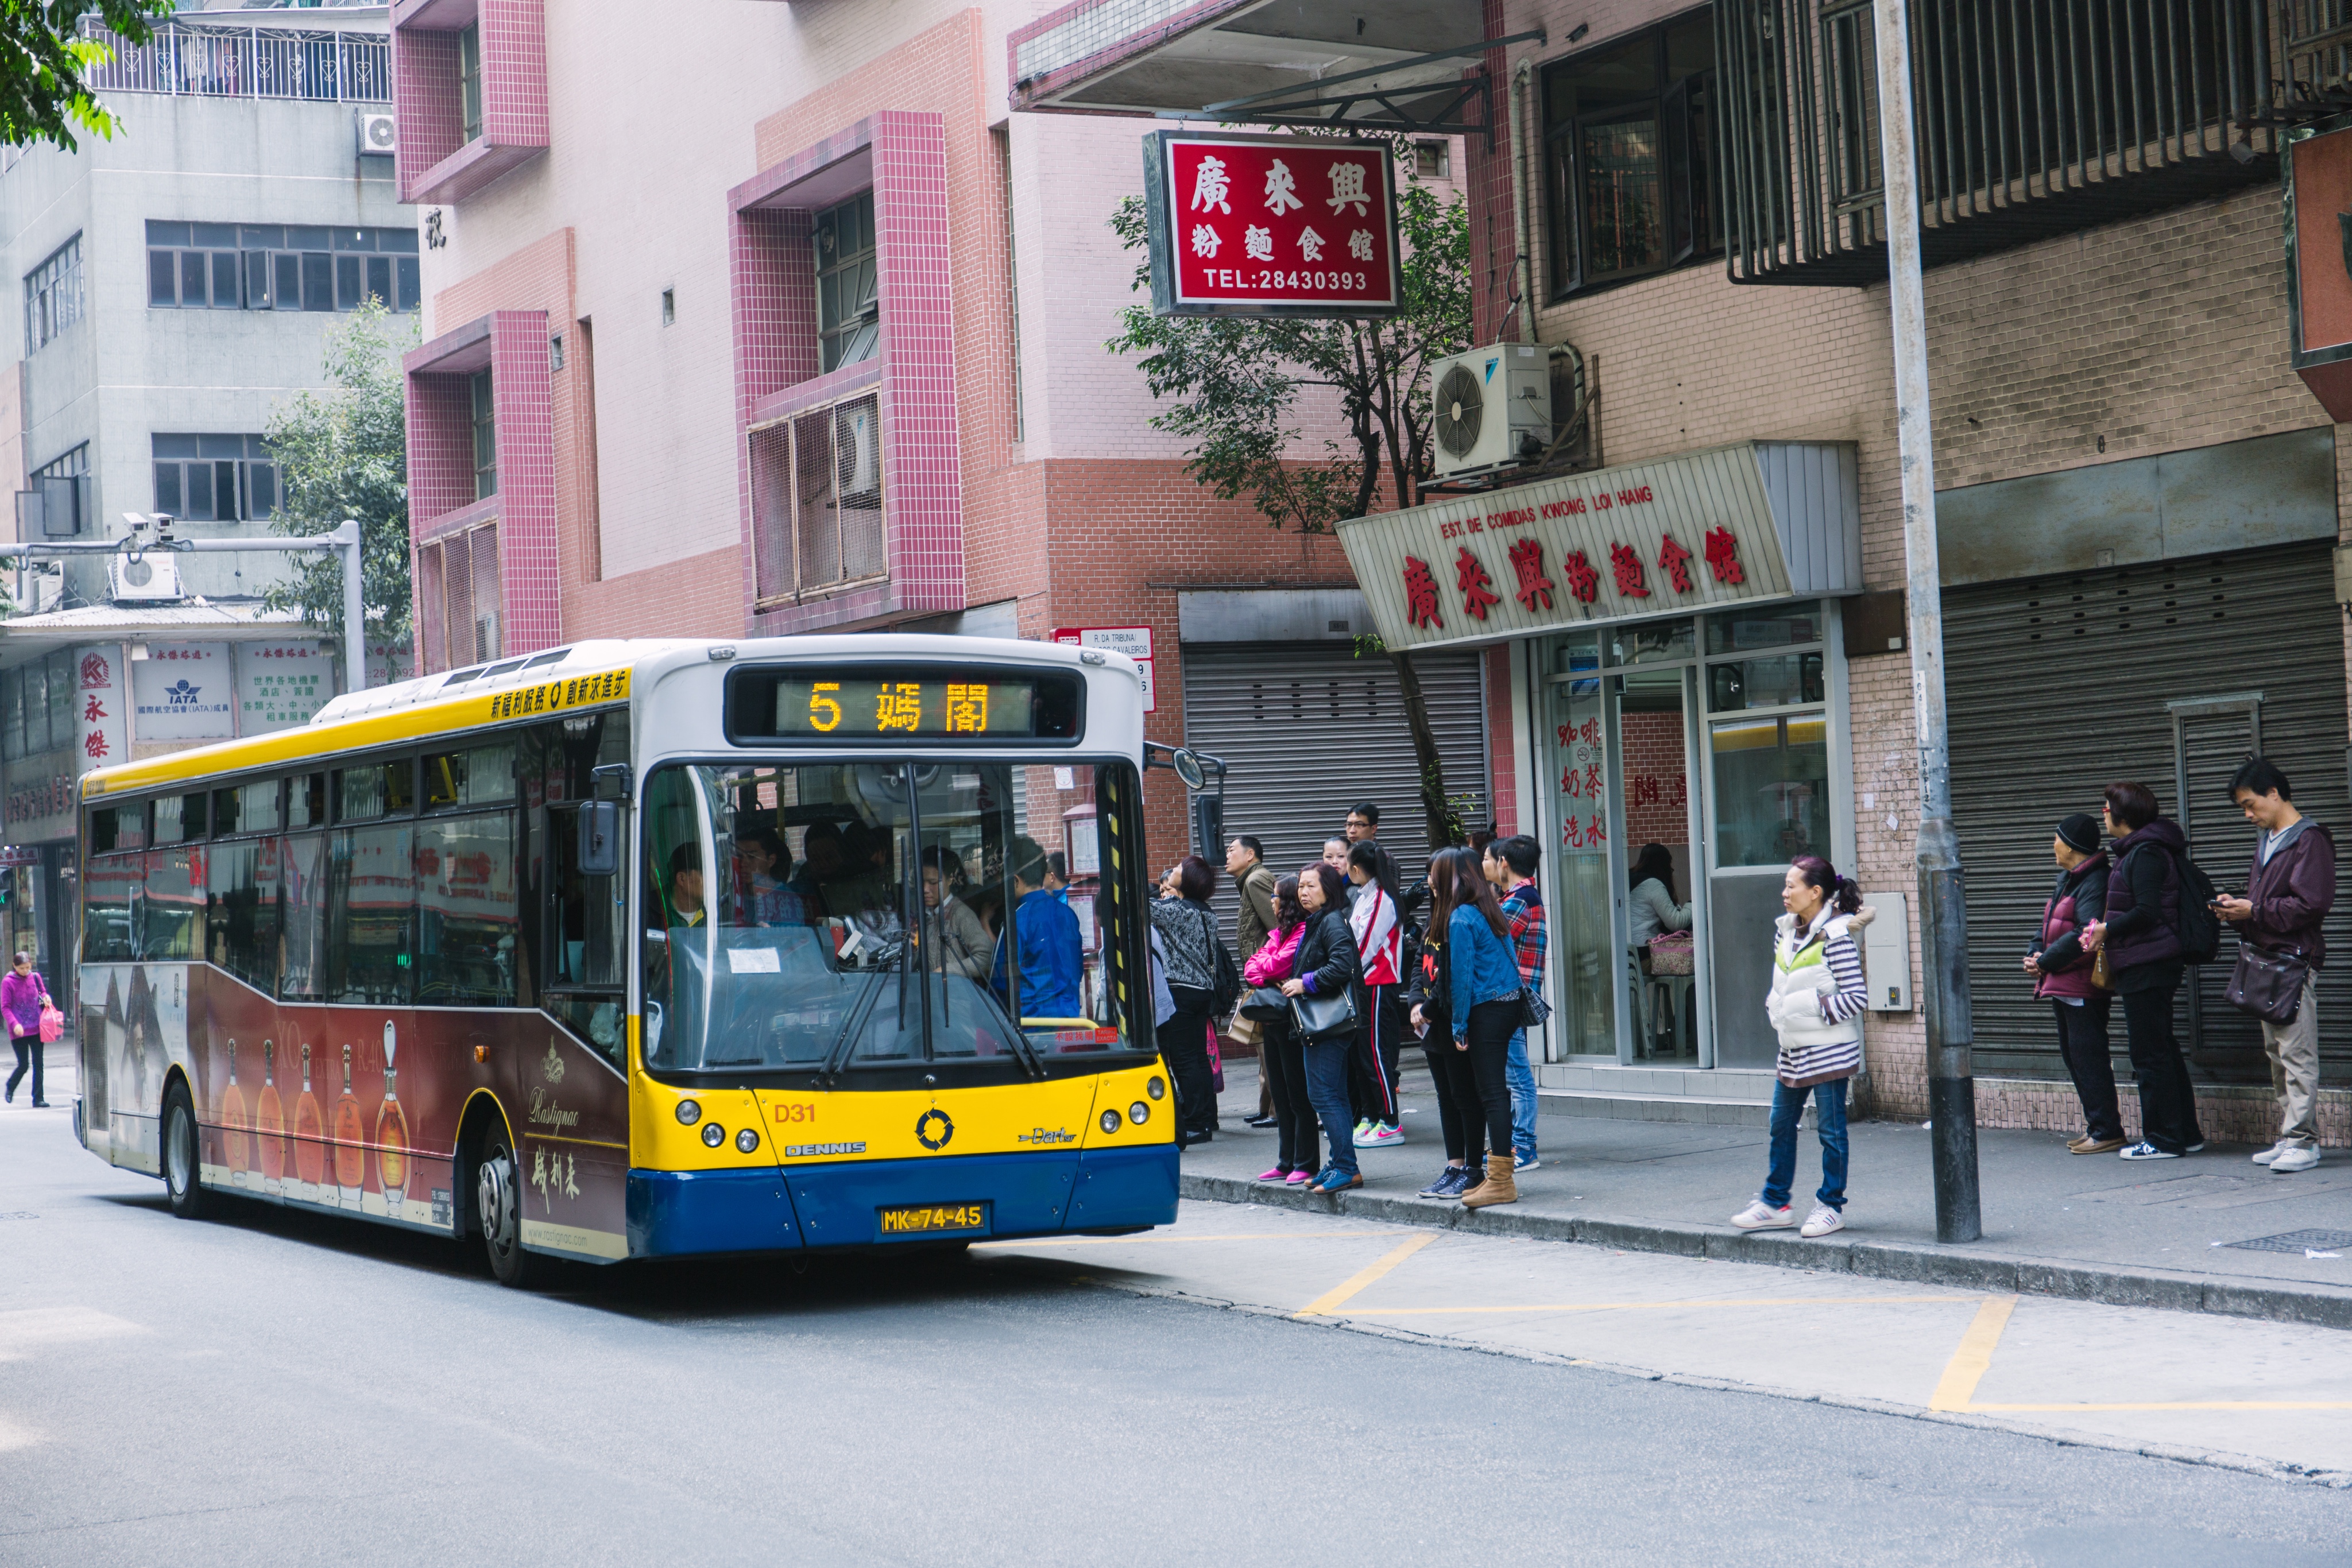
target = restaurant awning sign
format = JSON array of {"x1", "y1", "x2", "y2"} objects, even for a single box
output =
[
  {"x1": 1337, "y1": 441, "x2": 1862, "y2": 654},
  {"x1": 1143, "y1": 131, "x2": 1400, "y2": 319}
]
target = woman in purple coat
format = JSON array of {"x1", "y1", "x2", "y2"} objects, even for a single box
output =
[{"x1": 3, "y1": 950, "x2": 53, "y2": 1108}]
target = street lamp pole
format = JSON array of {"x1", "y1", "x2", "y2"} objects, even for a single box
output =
[{"x1": 1872, "y1": 0, "x2": 1980, "y2": 1242}]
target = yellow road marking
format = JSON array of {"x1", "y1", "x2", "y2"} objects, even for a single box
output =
[
  {"x1": 1295, "y1": 1232, "x2": 1438, "y2": 1317},
  {"x1": 974, "y1": 1231, "x2": 1399, "y2": 1250},
  {"x1": 1968, "y1": 1400, "x2": 2352, "y2": 1412},
  {"x1": 1333, "y1": 1294, "x2": 1980, "y2": 1317},
  {"x1": 1930, "y1": 1295, "x2": 2018, "y2": 1412}
]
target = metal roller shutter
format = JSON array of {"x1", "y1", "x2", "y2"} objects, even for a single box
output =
[
  {"x1": 1944, "y1": 541, "x2": 2350, "y2": 1081},
  {"x1": 1182, "y1": 644, "x2": 1491, "y2": 938}
]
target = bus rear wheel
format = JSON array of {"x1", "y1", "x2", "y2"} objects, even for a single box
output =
[
  {"x1": 161, "y1": 1080, "x2": 206, "y2": 1221},
  {"x1": 476, "y1": 1129, "x2": 543, "y2": 1290}
]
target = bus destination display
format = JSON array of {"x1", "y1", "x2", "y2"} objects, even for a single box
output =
[{"x1": 776, "y1": 677, "x2": 1035, "y2": 737}]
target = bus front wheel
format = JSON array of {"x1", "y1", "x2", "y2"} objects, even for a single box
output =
[
  {"x1": 161, "y1": 1080, "x2": 207, "y2": 1222},
  {"x1": 475, "y1": 1129, "x2": 543, "y2": 1290}
]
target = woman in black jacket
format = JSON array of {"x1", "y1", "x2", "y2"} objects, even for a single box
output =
[
  {"x1": 2022, "y1": 812, "x2": 2123, "y2": 1153},
  {"x1": 1149, "y1": 855, "x2": 1229, "y2": 1147},
  {"x1": 1279, "y1": 861, "x2": 1364, "y2": 1192},
  {"x1": 2082, "y1": 781, "x2": 2206, "y2": 1160},
  {"x1": 1406, "y1": 850, "x2": 1487, "y2": 1199}
]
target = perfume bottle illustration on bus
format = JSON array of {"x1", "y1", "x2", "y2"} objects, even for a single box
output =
[
  {"x1": 219, "y1": 1040, "x2": 249, "y2": 1186},
  {"x1": 293, "y1": 1042, "x2": 326, "y2": 1191},
  {"x1": 255, "y1": 1039, "x2": 286, "y2": 1191},
  {"x1": 376, "y1": 1021, "x2": 409, "y2": 1214},
  {"x1": 332, "y1": 1043, "x2": 367, "y2": 1207}
]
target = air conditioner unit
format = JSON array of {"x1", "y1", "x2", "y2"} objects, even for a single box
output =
[
  {"x1": 837, "y1": 402, "x2": 879, "y2": 498},
  {"x1": 1429, "y1": 343, "x2": 1553, "y2": 482},
  {"x1": 356, "y1": 111, "x2": 397, "y2": 158},
  {"x1": 108, "y1": 551, "x2": 184, "y2": 604}
]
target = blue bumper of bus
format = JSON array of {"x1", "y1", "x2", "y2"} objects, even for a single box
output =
[{"x1": 626, "y1": 1145, "x2": 1178, "y2": 1258}]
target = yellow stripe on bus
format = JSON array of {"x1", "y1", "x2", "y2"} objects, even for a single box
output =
[{"x1": 82, "y1": 667, "x2": 633, "y2": 797}]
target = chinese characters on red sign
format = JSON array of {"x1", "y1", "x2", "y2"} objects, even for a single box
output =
[
  {"x1": 1157, "y1": 134, "x2": 1398, "y2": 313},
  {"x1": 1411, "y1": 529, "x2": 1747, "y2": 625}
]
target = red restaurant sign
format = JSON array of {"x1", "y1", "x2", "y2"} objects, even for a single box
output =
[{"x1": 1144, "y1": 131, "x2": 1400, "y2": 318}]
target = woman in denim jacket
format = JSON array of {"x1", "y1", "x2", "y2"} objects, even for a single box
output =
[{"x1": 1425, "y1": 846, "x2": 1526, "y2": 1209}]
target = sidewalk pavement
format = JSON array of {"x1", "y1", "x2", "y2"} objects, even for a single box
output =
[{"x1": 1196, "y1": 1058, "x2": 2352, "y2": 1330}]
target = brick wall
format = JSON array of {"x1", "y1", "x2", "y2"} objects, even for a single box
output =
[{"x1": 1619, "y1": 708, "x2": 1688, "y2": 850}]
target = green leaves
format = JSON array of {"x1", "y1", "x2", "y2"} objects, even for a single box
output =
[
  {"x1": 261, "y1": 300, "x2": 415, "y2": 651},
  {"x1": 0, "y1": 1, "x2": 177, "y2": 152}
]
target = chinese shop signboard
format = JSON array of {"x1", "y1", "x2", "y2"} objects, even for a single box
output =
[
  {"x1": 237, "y1": 641, "x2": 332, "y2": 734},
  {"x1": 1335, "y1": 441, "x2": 1862, "y2": 654},
  {"x1": 130, "y1": 641, "x2": 234, "y2": 741},
  {"x1": 1143, "y1": 131, "x2": 1399, "y2": 318},
  {"x1": 75, "y1": 643, "x2": 127, "y2": 773},
  {"x1": 2284, "y1": 116, "x2": 2352, "y2": 421}
]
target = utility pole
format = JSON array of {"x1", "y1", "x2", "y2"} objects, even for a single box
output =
[{"x1": 1872, "y1": 0, "x2": 1980, "y2": 1242}]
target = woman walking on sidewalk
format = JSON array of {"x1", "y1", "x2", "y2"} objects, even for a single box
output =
[
  {"x1": 2, "y1": 950, "x2": 51, "y2": 1108},
  {"x1": 2025, "y1": 814, "x2": 2125, "y2": 1154},
  {"x1": 1246, "y1": 874, "x2": 1318, "y2": 1185},
  {"x1": 1732, "y1": 857, "x2": 1871, "y2": 1238},
  {"x1": 2080, "y1": 781, "x2": 2207, "y2": 1161},
  {"x1": 1281, "y1": 862, "x2": 1363, "y2": 1193},
  {"x1": 1426, "y1": 846, "x2": 1527, "y2": 1209}
]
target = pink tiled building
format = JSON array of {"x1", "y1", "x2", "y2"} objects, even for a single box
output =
[{"x1": 395, "y1": 1, "x2": 1492, "y2": 866}]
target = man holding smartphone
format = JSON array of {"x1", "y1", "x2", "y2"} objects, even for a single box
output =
[{"x1": 2214, "y1": 758, "x2": 2335, "y2": 1174}]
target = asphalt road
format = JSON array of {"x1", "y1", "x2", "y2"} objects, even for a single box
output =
[{"x1": 6, "y1": 1105, "x2": 2350, "y2": 1568}]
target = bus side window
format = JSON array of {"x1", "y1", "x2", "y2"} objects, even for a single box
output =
[
  {"x1": 83, "y1": 851, "x2": 137, "y2": 962},
  {"x1": 415, "y1": 810, "x2": 518, "y2": 1007},
  {"x1": 205, "y1": 838, "x2": 278, "y2": 995}
]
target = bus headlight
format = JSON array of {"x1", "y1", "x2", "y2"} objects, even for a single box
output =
[
  {"x1": 736, "y1": 1128, "x2": 760, "y2": 1154},
  {"x1": 1147, "y1": 1077, "x2": 1166, "y2": 1101},
  {"x1": 1100, "y1": 1109, "x2": 1122, "y2": 1135},
  {"x1": 1129, "y1": 1102, "x2": 1149, "y2": 1125},
  {"x1": 702, "y1": 1122, "x2": 726, "y2": 1148},
  {"x1": 676, "y1": 1099, "x2": 702, "y2": 1126}
]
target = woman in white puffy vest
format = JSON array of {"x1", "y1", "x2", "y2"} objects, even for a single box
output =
[{"x1": 1731, "y1": 856, "x2": 1874, "y2": 1239}]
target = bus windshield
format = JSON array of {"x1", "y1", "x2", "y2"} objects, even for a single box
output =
[{"x1": 639, "y1": 760, "x2": 1145, "y2": 1076}]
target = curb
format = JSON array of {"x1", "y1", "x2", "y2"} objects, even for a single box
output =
[{"x1": 1179, "y1": 1172, "x2": 2352, "y2": 1330}]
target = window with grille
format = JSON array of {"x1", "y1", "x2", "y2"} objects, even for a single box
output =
[
  {"x1": 419, "y1": 523, "x2": 501, "y2": 673},
  {"x1": 470, "y1": 368, "x2": 497, "y2": 500},
  {"x1": 1544, "y1": 16, "x2": 1719, "y2": 297},
  {"x1": 459, "y1": 22, "x2": 484, "y2": 142},
  {"x1": 25, "y1": 235, "x2": 83, "y2": 352},
  {"x1": 815, "y1": 192, "x2": 880, "y2": 374},
  {"x1": 153, "y1": 434, "x2": 277, "y2": 522},
  {"x1": 146, "y1": 222, "x2": 420, "y2": 312},
  {"x1": 751, "y1": 391, "x2": 885, "y2": 605}
]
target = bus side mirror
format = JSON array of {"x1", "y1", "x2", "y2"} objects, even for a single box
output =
[
  {"x1": 592, "y1": 762, "x2": 632, "y2": 802},
  {"x1": 578, "y1": 801, "x2": 620, "y2": 878}
]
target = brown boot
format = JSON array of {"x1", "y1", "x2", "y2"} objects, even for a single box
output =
[{"x1": 1460, "y1": 1151, "x2": 1518, "y2": 1208}]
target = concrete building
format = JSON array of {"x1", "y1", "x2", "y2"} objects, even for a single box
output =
[
  {"x1": 396, "y1": 0, "x2": 1491, "y2": 875},
  {"x1": 1019, "y1": 1, "x2": 2352, "y2": 1146},
  {"x1": 0, "y1": 2, "x2": 412, "y2": 978}
]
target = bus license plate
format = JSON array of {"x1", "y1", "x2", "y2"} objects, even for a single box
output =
[{"x1": 877, "y1": 1202, "x2": 989, "y2": 1238}]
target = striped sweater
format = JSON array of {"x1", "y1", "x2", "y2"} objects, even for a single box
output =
[{"x1": 1765, "y1": 906, "x2": 1873, "y2": 1087}]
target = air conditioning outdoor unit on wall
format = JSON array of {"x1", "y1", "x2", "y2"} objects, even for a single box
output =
[
  {"x1": 1429, "y1": 343, "x2": 1553, "y2": 482},
  {"x1": 108, "y1": 551, "x2": 184, "y2": 604},
  {"x1": 356, "y1": 111, "x2": 397, "y2": 158}
]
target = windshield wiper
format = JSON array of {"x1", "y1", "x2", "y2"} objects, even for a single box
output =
[{"x1": 818, "y1": 973, "x2": 886, "y2": 1087}]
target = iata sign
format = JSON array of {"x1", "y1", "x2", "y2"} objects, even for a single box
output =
[{"x1": 1143, "y1": 131, "x2": 1399, "y2": 319}]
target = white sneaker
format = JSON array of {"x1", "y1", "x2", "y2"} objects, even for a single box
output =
[
  {"x1": 1730, "y1": 1199, "x2": 1793, "y2": 1230},
  {"x1": 2118, "y1": 1141, "x2": 2179, "y2": 1161},
  {"x1": 2252, "y1": 1139, "x2": 2292, "y2": 1166},
  {"x1": 1360, "y1": 1122, "x2": 1405, "y2": 1148},
  {"x1": 2270, "y1": 1144, "x2": 2322, "y2": 1174},
  {"x1": 1800, "y1": 1203, "x2": 1845, "y2": 1238},
  {"x1": 1352, "y1": 1119, "x2": 1374, "y2": 1141}
]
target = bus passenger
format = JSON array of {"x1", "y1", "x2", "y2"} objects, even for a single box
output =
[
  {"x1": 920, "y1": 846, "x2": 993, "y2": 981},
  {"x1": 992, "y1": 837, "x2": 1084, "y2": 1021},
  {"x1": 667, "y1": 842, "x2": 706, "y2": 928},
  {"x1": 792, "y1": 822, "x2": 845, "y2": 914},
  {"x1": 736, "y1": 827, "x2": 804, "y2": 926}
]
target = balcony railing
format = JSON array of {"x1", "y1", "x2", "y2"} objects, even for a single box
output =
[
  {"x1": 1721, "y1": 0, "x2": 2282, "y2": 284},
  {"x1": 79, "y1": 19, "x2": 391, "y2": 104}
]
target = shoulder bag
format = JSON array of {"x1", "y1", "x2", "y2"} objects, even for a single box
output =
[
  {"x1": 1203, "y1": 906, "x2": 1243, "y2": 1017},
  {"x1": 1289, "y1": 985, "x2": 1360, "y2": 1042},
  {"x1": 1238, "y1": 984, "x2": 1291, "y2": 1021},
  {"x1": 1518, "y1": 987, "x2": 1552, "y2": 1031},
  {"x1": 2226, "y1": 942, "x2": 2310, "y2": 1025}
]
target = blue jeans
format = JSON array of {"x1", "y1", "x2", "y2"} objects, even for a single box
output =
[
  {"x1": 1506, "y1": 1028, "x2": 1538, "y2": 1158},
  {"x1": 1303, "y1": 1036, "x2": 1358, "y2": 1176},
  {"x1": 1762, "y1": 1077, "x2": 1848, "y2": 1211}
]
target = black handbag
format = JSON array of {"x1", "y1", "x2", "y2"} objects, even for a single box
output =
[
  {"x1": 2226, "y1": 943, "x2": 2311, "y2": 1025},
  {"x1": 1518, "y1": 987, "x2": 1552, "y2": 1031},
  {"x1": 1289, "y1": 986, "x2": 1360, "y2": 1042},
  {"x1": 1239, "y1": 984, "x2": 1290, "y2": 1021}
]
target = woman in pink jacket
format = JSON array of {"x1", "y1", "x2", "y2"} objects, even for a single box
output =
[
  {"x1": 1247, "y1": 875, "x2": 1318, "y2": 1184},
  {"x1": 3, "y1": 951, "x2": 53, "y2": 1108}
]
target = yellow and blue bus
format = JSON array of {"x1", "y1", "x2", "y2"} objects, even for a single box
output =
[{"x1": 72, "y1": 636, "x2": 1177, "y2": 1286}]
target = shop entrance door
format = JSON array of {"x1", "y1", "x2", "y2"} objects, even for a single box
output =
[
  {"x1": 1615, "y1": 663, "x2": 1701, "y2": 1064},
  {"x1": 1542, "y1": 637, "x2": 1616, "y2": 1058}
]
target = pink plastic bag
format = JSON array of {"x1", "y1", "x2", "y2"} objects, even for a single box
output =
[
  {"x1": 38, "y1": 1004, "x2": 62, "y2": 1044},
  {"x1": 1205, "y1": 1022, "x2": 1224, "y2": 1095}
]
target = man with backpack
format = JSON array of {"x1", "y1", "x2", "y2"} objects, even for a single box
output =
[
  {"x1": 2082, "y1": 781, "x2": 2209, "y2": 1160},
  {"x1": 2214, "y1": 758, "x2": 2335, "y2": 1174}
]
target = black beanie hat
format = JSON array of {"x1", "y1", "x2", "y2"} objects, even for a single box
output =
[{"x1": 2056, "y1": 812, "x2": 2102, "y2": 854}]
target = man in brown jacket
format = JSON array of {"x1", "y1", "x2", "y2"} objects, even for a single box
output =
[
  {"x1": 2215, "y1": 758, "x2": 2336, "y2": 1174},
  {"x1": 1228, "y1": 835, "x2": 1280, "y2": 1126}
]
